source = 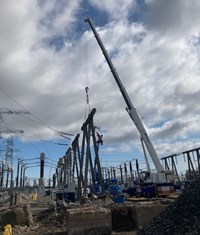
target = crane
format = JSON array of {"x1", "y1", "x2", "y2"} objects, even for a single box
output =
[{"x1": 85, "y1": 18, "x2": 165, "y2": 175}]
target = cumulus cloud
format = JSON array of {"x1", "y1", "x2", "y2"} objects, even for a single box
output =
[
  {"x1": 0, "y1": 0, "x2": 200, "y2": 169},
  {"x1": 143, "y1": 0, "x2": 200, "y2": 36},
  {"x1": 88, "y1": 0, "x2": 135, "y2": 20}
]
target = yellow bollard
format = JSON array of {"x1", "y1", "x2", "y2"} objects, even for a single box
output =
[{"x1": 3, "y1": 224, "x2": 12, "y2": 235}]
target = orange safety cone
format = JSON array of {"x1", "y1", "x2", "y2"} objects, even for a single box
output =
[{"x1": 3, "y1": 224, "x2": 12, "y2": 235}]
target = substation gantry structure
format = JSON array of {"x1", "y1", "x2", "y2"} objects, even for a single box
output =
[
  {"x1": 161, "y1": 147, "x2": 200, "y2": 181},
  {"x1": 54, "y1": 108, "x2": 104, "y2": 199}
]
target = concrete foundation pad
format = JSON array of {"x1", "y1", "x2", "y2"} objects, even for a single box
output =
[
  {"x1": 104, "y1": 204, "x2": 132, "y2": 231},
  {"x1": 127, "y1": 203, "x2": 167, "y2": 228},
  {"x1": 66, "y1": 206, "x2": 112, "y2": 235}
]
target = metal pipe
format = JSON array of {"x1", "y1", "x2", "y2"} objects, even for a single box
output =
[
  {"x1": 16, "y1": 159, "x2": 23, "y2": 188},
  {"x1": 0, "y1": 161, "x2": 5, "y2": 187},
  {"x1": 20, "y1": 164, "x2": 24, "y2": 187},
  {"x1": 6, "y1": 164, "x2": 9, "y2": 188},
  {"x1": 10, "y1": 166, "x2": 14, "y2": 188},
  {"x1": 40, "y1": 153, "x2": 45, "y2": 178},
  {"x1": 22, "y1": 167, "x2": 28, "y2": 187}
]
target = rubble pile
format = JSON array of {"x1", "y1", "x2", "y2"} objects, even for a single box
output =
[
  {"x1": 138, "y1": 180, "x2": 200, "y2": 235},
  {"x1": 0, "y1": 205, "x2": 33, "y2": 227},
  {"x1": 34, "y1": 208, "x2": 66, "y2": 228},
  {"x1": 13, "y1": 208, "x2": 66, "y2": 234}
]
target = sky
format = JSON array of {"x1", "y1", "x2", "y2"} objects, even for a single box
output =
[{"x1": 0, "y1": 0, "x2": 200, "y2": 181}]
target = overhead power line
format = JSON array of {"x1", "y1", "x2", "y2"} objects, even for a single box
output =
[
  {"x1": 18, "y1": 132, "x2": 68, "y2": 146},
  {"x1": 0, "y1": 87, "x2": 73, "y2": 138}
]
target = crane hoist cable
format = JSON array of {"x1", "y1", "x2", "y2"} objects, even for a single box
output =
[
  {"x1": 84, "y1": 86, "x2": 91, "y2": 119},
  {"x1": 84, "y1": 35, "x2": 91, "y2": 120}
]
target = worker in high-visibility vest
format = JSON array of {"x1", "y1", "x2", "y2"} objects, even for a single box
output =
[{"x1": 4, "y1": 224, "x2": 12, "y2": 235}]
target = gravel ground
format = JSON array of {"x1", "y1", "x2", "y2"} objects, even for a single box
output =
[{"x1": 137, "y1": 180, "x2": 200, "y2": 235}]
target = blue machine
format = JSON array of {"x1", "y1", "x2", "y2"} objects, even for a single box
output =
[
  {"x1": 55, "y1": 191, "x2": 76, "y2": 206},
  {"x1": 126, "y1": 183, "x2": 157, "y2": 198},
  {"x1": 109, "y1": 180, "x2": 125, "y2": 203}
]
